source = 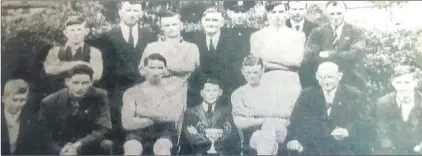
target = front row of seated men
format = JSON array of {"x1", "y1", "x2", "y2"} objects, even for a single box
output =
[{"x1": 2, "y1": 53, "x2": 422, "y2": 155}]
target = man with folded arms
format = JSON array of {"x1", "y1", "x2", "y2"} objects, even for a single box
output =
[
  {"x1": 122, "y1": 53, "x2": 185, "y2": 155},
  {"x1": 286, "y1": 61, "x2": 370, "y2": 155},
  {"x1": 231, "y1": 55, "x2": 291, "y2": 155},
  {"x1": 374, "y1": 65, "x2": 422, "y2": 155}
]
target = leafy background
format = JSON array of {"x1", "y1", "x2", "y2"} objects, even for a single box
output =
[{"x1": 2, "y1": 1, "x2": 422, "y2": 102}]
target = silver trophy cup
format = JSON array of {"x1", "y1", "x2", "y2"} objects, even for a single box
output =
[{"x1": 204, "y1": 128, "x2": 223, "y2": 154}]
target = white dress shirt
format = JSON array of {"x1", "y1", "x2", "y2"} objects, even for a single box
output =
[
  {"x1": 290, "y1": 18, "x2": 305, "y2": 32},
  {"x1": 120, "y1": 22, "x2": 139, "y2": 47},
  {"x1": 396, "y1": 94, "x2": 415, "y2": 122},
  {"x1": 206, "y1": 31, "x2": 220, "y2": 51},
  {"x1": 330, "y1": 22, "x2": 345, "y2": 41},
  {"x1": 4, "y1": 110, "x2": 21, "y2": 153},
  {"x1": 202, "y1": 102, "x2": 216, "y2": 113},
  {"x1": 323, "y1": 87, "x2": 338, "y2": 116}
]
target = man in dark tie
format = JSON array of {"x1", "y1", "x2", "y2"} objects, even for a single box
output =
[
  {"x1": 181, "y1": 78, "x2": 241, "y2": 155},
  {"x1": 286, "y1": 61, "x2": 371, "y2": 155},
  {"x1": 373, "y1": 65, "x2": 422, "y2": 155},
  {"x1": 90, "y1": 1, "x2": 157, "y2": 154},
  {"x1": 305, "y1": 1, "x2": 367, "y2": 91},
  {"x1": 285, "y1": 1, "x2": 319, "y2": 89},
  {"x1": 187, "y1": 7, "x2": 244, "y2": 108}
]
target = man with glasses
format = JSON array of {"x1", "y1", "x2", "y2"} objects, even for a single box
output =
[
  {"x1": 305, "y1": 1, "x2": 367, "y2": 91},
  {"x1": 286, "y1": 61, "x2": 370, "y2": 155}
]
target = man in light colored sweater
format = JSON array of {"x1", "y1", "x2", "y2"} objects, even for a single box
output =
[
  {"x1": 231, "y1": 55, "x2": 291, "y2": 155},
  {"x1": 121, "y1": 53, "x2": 186, "y2": 155}
]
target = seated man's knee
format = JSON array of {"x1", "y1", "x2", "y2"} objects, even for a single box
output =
[
  {"x1": 153, "y1": 138, "x2": 173, "y2": 155},
  {"x1": 250, "y1": 130, "x2": 278, "y2": 155},
  {"x1": 123, "y1": 140, "x2": 143, "y2": 155}
]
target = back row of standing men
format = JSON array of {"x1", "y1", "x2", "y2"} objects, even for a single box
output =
[{"x1": 2, "y1": 1, "x2": 421, "y2": 155}]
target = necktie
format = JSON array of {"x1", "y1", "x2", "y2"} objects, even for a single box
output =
[
  {"x1": 128, "y1": 27, "x2": 134, "y2": 48},
  {"x1": 209, "y1": 38, "x2": 215, "y2": 52},
  {"x1": 332, "y1": 25, "x2": 340, "y2": 47},
  {"x1": 326, "y1": 92, "x2": 333, "y2": 116},
  {"x1": 295, "y1": 25, "x2": 300, "y2": 31},
  {"x1": 207, "y1": 104, "x2": 213, "y2": 117}
]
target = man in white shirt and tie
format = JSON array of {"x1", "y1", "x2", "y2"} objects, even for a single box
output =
[
  {"x1": 374, "y1": 65, "x2": 422, "y2": 155},
  {"x1": 285, "y1": 1, "x2": 318, "y2": 39},
  {"x1": 286, "y1": 61, "x2": 370, "y2": 155}
]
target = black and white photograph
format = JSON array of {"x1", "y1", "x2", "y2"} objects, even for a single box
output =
[{"x1": 1, "y1": 0, "x2": 422, "y2": 155}]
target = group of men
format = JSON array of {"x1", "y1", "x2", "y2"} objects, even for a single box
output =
[{"x1": 2, "y1": 1, "x2": 422, "y2": 156}]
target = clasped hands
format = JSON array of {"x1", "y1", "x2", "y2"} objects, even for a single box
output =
[
  {"x1": 287, "y1": 127, "x2": 349, "y2": 153},
  {"x1": 60, "y1": 141, "x2": 82, "y2": 155},
  {"x1": 187, "y1": 122, "x2": 231, "y2": 140},
  {"x1": 319, "y1": 50, "x2": 336, "y2": 58}
]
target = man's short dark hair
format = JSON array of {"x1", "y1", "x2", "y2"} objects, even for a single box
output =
[
  {"x1": 242, "y1": 55, "x2": 263, "y2": 68},
  {"x1": 392, "y1": 65, "x2": 418, "y2": 79},
  {"x1": 117, "y1": 1, "x2": 145, "y2": 10},
  {"x1": 157, "y1": 10, "x2": 181, "y2": 23},
  {"x1": 202, "y1": 7, "x2": 223, "y2": 18},
  {"x1": 66, "y1": 64, "x2": 94, "y2": 80},
  {"x1": 202, "y1": 77, "x2": 222, "y2": 89},
  {"x1": 265, "y1": 1, "x2": 288, "y2": 12},
  {"x1": 286, "y1": 1, "x2": 307, "y2": 10},
  {"x1": 64, "y1": 15, "x2": 87, "y2": 28},
  {"x1": 143, "y1": 53, "x2": 167, "y2": 67},
  {"x1": 326, "y1": 1, "x2": 347, "y2": 9}
]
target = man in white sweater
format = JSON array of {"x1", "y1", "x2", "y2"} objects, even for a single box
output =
[
  {"x1": 121, "y1": 53, "x2": 185, "y2": 155},
  {"x1": 231, "y1": 55, "x2": 291, "y2": 155}
]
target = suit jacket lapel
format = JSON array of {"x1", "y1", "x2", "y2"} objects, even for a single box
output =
[
  {"x1": 194, "y1": 105, "x2": 210, "y2": 126},
  {"x1": 210, "y1": 106, "x2": 223, "y2": 127},
  {"x1": 57, "y1": 90, "x2": 73, "y2": 121},
  {"x1": 286, "y1": 19, "x2": 292, "y2": 28},
  {"x1": 337, "y1": 23, "x2": 352, "y2": 50},
  {"x1": 408, "y1": 92, "x2": 422, "y2": 128}
]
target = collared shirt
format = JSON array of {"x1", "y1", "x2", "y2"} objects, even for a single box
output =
[
  {"x1": 330, "y1": 22, "x2": 345, "y2": 41},
  {"x1": 64, "y1": 42, "x2": 85, "y2": 56},
  {"x1": 4, "y1": 109, "x2": 21, "y2": 153},
  {"x1": 396, "y1": 93, "x2": 415, "y2": 122},
  {"x1": 206, "y1": 31, "x2": 221, "y2": 51},
  {"x1": 120, "y1": 22, "x2": 139, "y2": 47},
  {"x1": 202, "y1": 102, "x2": 216, "y2": 113},
  {"x1": 323, "y1": 87, "x2": 338, "y2": 105},
  {"x1": 290, "y1": 18, "x2": 305, "y2": 32}
]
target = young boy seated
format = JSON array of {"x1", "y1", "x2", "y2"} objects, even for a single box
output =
[{"x1": 182, "y1": 78, "x2": 241, "y2": 155}]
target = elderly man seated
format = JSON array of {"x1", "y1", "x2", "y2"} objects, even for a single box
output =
[
  {"x1": 121, "y1": 53, "x2": 186, "y2": 155},
  {"x1": 231, "y1": 55, "x2": 292, "y2": 155}
]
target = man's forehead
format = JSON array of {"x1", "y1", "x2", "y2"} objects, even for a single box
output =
[
  {"x1": 326, "y1": 4, "x2": 346, "y2": 13},
  {"x1": 203, "y1": 12, "x2": 223, "y2": 19},
  {"x1": 121, "y1": 2, "x2": 142, "y2": 9},
  {"x1": 66, "y1": 23, "x2": 86, "y2": 29},
  {"x1": 317, "y1": 62, "x2": 339, "y2": 73},
  {"x1": 289, "y1": 1, "x2": 307, "y2": 8},
  {"x1": 161, "y1": 16, "x2": 180, "y2": 24}
]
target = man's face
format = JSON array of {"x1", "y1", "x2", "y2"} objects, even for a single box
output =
[
  {"x1": 326, "y1": 4, "x2": 346, "y2": 26},
  {"x1": 201, "y1": 12, "x2": 224, "y2": 35},
  {"x1": 288, "y1": 2, "x2": 307, "y2": 21},
  {"x1": 201, "y1": 83, "x2": 223, "y2": 104},
  {"x1": 316, "y1": 68, "x2": 342, "y2": 92},
  {"x1": 160, "y1": 16, "x2": 182, "y2": 39},
  {"x1": 64, "y1": 23, "x2": 88, "y2": 45},
  {"x1": 144, "y1": 60, "x2": 166, "y2": 84},
  {"x1": 241, "y1": 65, "x2": 264, "y2": 86},
  {"x1": 3, "y1": 93, "x2": 28, "y2": 114},
  {"x1": 118, "y1": 2, "x2": 143, "y2": 26},
  {"x1": 227, "y1": 10, "x2": 248, "y2": 25},
  {"x1": 65, "y1": 74, "x2": 92, "y2": 98},
  {"x1": 392, "y1": 74, "x2": 418, "y2": 93},
  {"x1": 267, "y1": 5, "x2": 288, "y2": 27}
]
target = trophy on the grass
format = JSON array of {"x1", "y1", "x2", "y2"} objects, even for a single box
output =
[{"x1": 204, "y1": 128, "x2": 223, "y2": 154}]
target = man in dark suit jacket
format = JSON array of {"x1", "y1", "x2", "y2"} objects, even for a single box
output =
[
  {"x1": 286, "y1": 61, "x2": 371, "y2": 155},
  {"x1": 187, "y1": 7, "x2": 247, "y2": 108},
  {"x1": 305, "y1": 1, "x2": 366, "y2": 91},
  {"x1": 373, "y1": 65, "x2": 422, "y2": 155},
  {"x1": 285, "y1": 1, "x2": 319, "y2": 89},
  {"x1": 88, "y1": 1, "x2": 157, "y2": 153},
  {"x1": 181, "y1": 78, "x2": 241, "y2": 155},
  {"x1": 1, "y1": 79, "x2": 44, "y2": 155},
  {"x1": 38, "y1": 64, "x2": 112, "y2": 155}
]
